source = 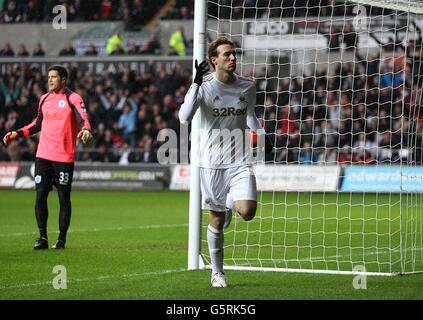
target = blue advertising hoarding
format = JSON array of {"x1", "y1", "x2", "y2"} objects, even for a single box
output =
[{"x1": 341, "y1": 166, "x2": 423, "y2": 193}]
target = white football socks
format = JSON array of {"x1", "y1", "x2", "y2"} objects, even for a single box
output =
[{"x1": 207, "y1": 224, "x2": 224, "y2": 274}]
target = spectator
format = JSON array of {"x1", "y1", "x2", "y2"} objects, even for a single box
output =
[
  {"x1": 185, "y1": 38, "x2": 193, "y2": 56},
  {"x1": 317, "y1": 148, "x2": 337, "y2": 164},
  {"x1": 123, "y1": 6, "x2": 134, "y2": 31},
  {"x1": 101, "y1": 0, "x2": 113, "y2": 20},
  {"x1": 26, "y1": 0, "x2": 42, "y2": 22},
  {"x1": 59, "y1": 43, "x2": 76, "y2": 56},
  {"x1": 328, "y1": 27, "x2": 340, "y2": 51},
  {"x1": 84, "y1": 43, "x2": 98, "y2": 56},
  {"x1": 127, "y1": 41, "x2": 140, "y2": 55},
  {"x1": 3, "y1": 0, "x2": 22, "y2": 22},
  {"x1": 338, "y1": 146, "x2": 355, "y2": 165},
  {"x1": 315, "y1": 120, "x2": 337, "y2": 150},
  {"x1": 298, "y1": 142, "x2": 315, "y2": 164},
  {"x1": 299, "y1": 115, "x2": 314, "y2": 147},
  {"x1": 139, "y1": 141, "x2": 156, "y2": 163},
  {"x1": 106, "y1": 31, "x2": 126, "y2": 55},
  {"x1": 17, "y1": 44, "x2": 30, "y2": 57},
  {"x1": 32, "y1": 42, "x2": 45, "y2": 56},
  {"x1": 139, "y1": 35, "x2": 161, "y2": 55},
  {"x1": 0, "y1": 43, "x2": 15, "y2": 56},
  {"x1": 179, "y1": 6, "x2": 193, "y2": 20},
  {"x1": 342, "y1": 22, "x2": 357, "y2": 51},
  {"x1": 118, "y1": 100, "x2": 138, "y2": 147},
  {"x1": 131, "y1": 0, "x2": 148, "y2": 27},
  {"x1": 0, "y1": 75, "x2": 22, "y2": 107},
  {"x1": 169, "y1": 26, "x2": 187, "y2": 56},
  {"x1": 118, "y1": 142, "x2": 131, "y2": 165}
]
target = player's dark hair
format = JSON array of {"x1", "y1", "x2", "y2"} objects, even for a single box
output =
[
  {"x1": 208, "y1": 36, "x2": 235, "y2": 68},
  {"x1": 48, "y1": 65, "x2": 68, "y2": 80}
]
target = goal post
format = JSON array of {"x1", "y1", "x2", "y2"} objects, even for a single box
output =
[
  {"x1": 188, "y1": 0, "x2": 423, "y2": 275},
  {"x1": 187, "y1": 0, "x2": 207, "y2": 270}
]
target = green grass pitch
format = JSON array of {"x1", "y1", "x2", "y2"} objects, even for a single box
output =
[{"x1": 0, "y1": 190, "x2": 422, "y2": 300}]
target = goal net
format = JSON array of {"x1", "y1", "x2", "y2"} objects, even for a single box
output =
[{"x1": 197, "y1": 0, "x2": 423, "y2": 275}]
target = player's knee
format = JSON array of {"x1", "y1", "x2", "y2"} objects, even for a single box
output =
[
  {"x1": 242, "y1": 209, "x2": 256, "y2": 221},
  {"x1": 238, "y1": 202, "x2": 257, "y2": 221},
  {"x1": 36, "y1": 188, "x2": 49, "y2": 201},
  {"x1": 57, "y1": 189, "x2": 71, "y2": 201},
  {"x1": 239, "y1": 207, "x2": 256, "y2": 221},
  {"x1": 210, "y1": 211, "x2": 225, "y2": 229},
  {"x1": 57, "y1": 190, "x2": 71, "y2": 209}
]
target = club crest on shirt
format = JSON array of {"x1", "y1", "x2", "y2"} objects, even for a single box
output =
[{"x1": 58, "y1": 100, "x2": 66, "y2": 108}]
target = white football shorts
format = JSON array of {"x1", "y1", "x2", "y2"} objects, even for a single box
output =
[{"x1": 200, "y1": 165, "x2": 257, "y2": 212}]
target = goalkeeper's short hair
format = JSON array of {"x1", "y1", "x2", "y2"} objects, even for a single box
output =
[{"x1": 48, "y1": 64, "x2": 68, "y2": 80}]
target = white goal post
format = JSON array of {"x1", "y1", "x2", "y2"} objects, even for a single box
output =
[{"x1": 188, "y1": 0, "x2": 423, "y2": 275}]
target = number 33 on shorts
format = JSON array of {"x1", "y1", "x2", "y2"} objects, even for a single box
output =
[{"x1": 59, "y1": 172, "x2": 69, "y2": 185}]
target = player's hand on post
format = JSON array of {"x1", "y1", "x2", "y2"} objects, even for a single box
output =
[
  {"x1": 77, "y1": 129, "x2": 93, "y2": 145},
  {"x1": 194, "y1": 59, "x2": 209, "y2": 86},
  {"x1": 3, "y1": 131, "x2": 19, "y2": 146}
]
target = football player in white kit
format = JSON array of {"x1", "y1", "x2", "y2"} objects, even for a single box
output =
[{"x1": 179, "y1": 37, "x2": 272, "y2": 287}]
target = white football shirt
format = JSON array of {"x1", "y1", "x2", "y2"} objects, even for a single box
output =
[{"x1": 179, "y1": 72, "x2": 264, "y2": 169}]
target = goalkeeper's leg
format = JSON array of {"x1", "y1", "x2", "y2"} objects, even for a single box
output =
[
  {"x1": 57, "y1": 189, "x2": 71, "y2": 244},
  {"x1": 34, "y1": 158, "x2": 54, "y2": 242},
  {"x1": 53, "y1": 162, "x2": 74, "y2": 246},
  {"x1": 35, "y1": 187, "x2": 50, "y2": 240}
]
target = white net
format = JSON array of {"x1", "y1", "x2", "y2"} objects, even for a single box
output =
[{"x1": 200, "y1": 0, "x2": 423, "y2": 275}]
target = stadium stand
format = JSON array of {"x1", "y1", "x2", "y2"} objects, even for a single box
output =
[{"x1": 0, "y1": 0, "x2": 421, "y2": 165}]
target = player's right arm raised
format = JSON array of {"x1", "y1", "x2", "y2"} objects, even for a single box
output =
[{"x1": 179, "y1": 60, "x2": 209, "y2": 124}]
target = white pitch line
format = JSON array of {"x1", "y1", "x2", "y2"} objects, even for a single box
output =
[
  {"x1": 228, "y1": 246, "x2": 423, "y2": 266},
  {"x1": 0, "y1": 268, "x2": 187, "y2": 290},
  {"x1": 0, "y1": 223, "x2": 188, "y2": 237}
]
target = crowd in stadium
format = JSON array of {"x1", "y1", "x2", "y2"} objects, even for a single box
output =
[
  {"x1": 0, "y1": 0, "x2": 169, "y2": 24},
  {"x1": 1, "y1": 49, "x2": 422, "y2": 165},
  {"x1": 0, "y1": 61, "x2": 191, "y2": 163},
  {"x1": 0, "y1": 0, "x2": 421, "y2": 165},
  {"x1": 0, "y1": 0, "x2": 391, "y2": 25},
  {"x1": 255, "y1": 60, "x2": 422, "y2": 165}
]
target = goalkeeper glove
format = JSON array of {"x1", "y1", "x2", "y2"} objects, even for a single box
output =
[
  {"x1": 3, "y1": 131, "x2": 20, "y2": 146},
  {"x1": 77, "y1": 129, "x2": 93, "y2": 145},
  {"x1": 193, "y1": 60, "x2": 209, "y2": 86}
]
